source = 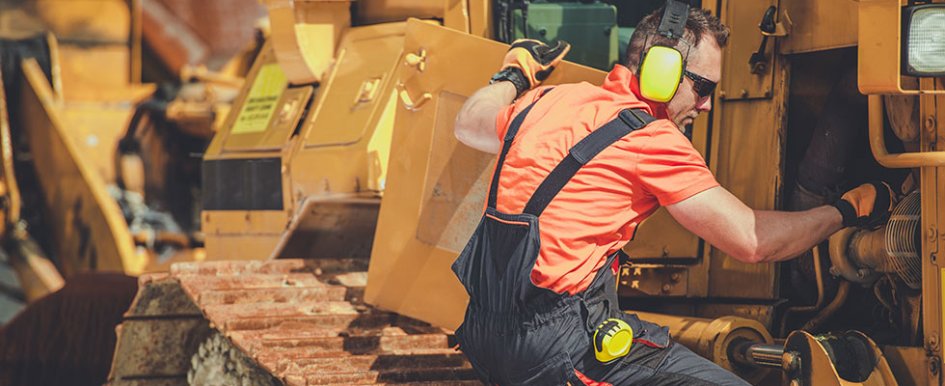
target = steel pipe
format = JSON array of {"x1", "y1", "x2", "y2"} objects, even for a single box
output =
[
  {"x1": 630, "y1": 311, "x2": 774, "y2": 383},
  {"x1": 869, "y1": 95, "x2": 945, "y2": 168}
]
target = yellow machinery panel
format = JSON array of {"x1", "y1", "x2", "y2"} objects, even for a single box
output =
[
  {"x1": 203, "y1": 23, "x2": 406, "y2": 261},
  {"x1": 0, "y1": 0, "x2": 143, "y2": 95},
  {"x1": 355, "y1": 0, "x2": 443, "y2": 25},
  {"x1": 19, "y1": 59, "x2": 142, "y2": 276},
  {"x1": 293, "y1": 22, "x2": 405, "y2": 194},
  {"x1": 718, "y1": 0, "x2": 777, "y2": 101},
  {"x1": 780, "y1": 0, "x2": 857, "y2": 54},
  {"x1": 265, "y1": 0, "x2": 351, "y2": 85},
  {"x1": 203, "y1": 43, "x2": 296, "y2": 261},
  {"x1": 366, "y1": 19, "x2": 617, "y2": 329},
  {"x1": 691, "y1": 0, "x2": 790, "y2": 301}
]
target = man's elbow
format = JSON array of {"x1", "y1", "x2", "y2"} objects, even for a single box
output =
[
  {"x1": 728, "y1": 242, "x2": 768, "y2": 264},
  {"x1": 454, "y1": 114, "x2": 477, "y2": 148}
]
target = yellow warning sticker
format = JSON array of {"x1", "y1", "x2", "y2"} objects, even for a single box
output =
[{"x1": 231, "y1": 63, "x2": 288, "y2": 135}]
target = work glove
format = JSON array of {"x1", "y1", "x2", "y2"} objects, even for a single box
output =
[
  {"x1": 832, "y1": 181, "x2": 895, "y2": 229},
  {"x1": 490, "y1": 39, "x2": 571, "y2": 98}
]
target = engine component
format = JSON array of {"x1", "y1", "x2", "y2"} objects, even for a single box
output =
[
  {"x1": 631, "y1": 311, "x2": 774, "y2": 383},
  {"x1": 730, "y1": 342, "x2": 784, "y2": 369},
  {"x1": 828, "y1": 191, "x2": 921, "y2": 288},
  {"x1": 885, "y1": 191, "x2": 921, "y2": 289},
  {"x1": 783, "y1": 330, "x2": 898, "y2": 386}
]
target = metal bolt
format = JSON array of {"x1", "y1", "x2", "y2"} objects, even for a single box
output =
[
  {"x1": 926, "y1": 115, "x2": 937, "y2": 131},
  {"x1": 661, "y1": 283, "x2": 672, "y2": 293},
  {"x1": 828, "y1": 266, "x2": 840, "y2": 277},
  {"x1": 930, "y1": 334, "x2": 939, "y2": 351},
  {"x1": 856, "y1": 269, "x2": 869, "y2": 279},
  {"x1": 719, "y1": 91, "x2": 726, "y2": 99},
  {"x1": 740, "y1": 89, "x2": 748, "y2": 97},
  {"x1": 670, "y1": 273, "x2": 681, "y2": 282},
  {"x1": 782, "y1": 351, "x2": 799, "y2": 373}
]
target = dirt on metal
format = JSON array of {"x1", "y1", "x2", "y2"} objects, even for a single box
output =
[{"x1": 109, "y1": 259, "x2": 481, "y2": 385}]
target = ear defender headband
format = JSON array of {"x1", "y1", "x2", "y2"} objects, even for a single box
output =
[{"x1": 639, "y1": 0, "x2": 691, "y2": 103}]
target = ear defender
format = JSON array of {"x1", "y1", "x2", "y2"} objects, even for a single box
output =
[
  {"x1": 639, "y1": 46, "x2": 684, "y2": 103},
  {"x1": 637, "y1": 0, "x2": 691, "y2": 103}
]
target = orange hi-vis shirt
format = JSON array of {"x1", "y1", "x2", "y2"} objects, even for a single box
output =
[{"x1": 493, "y1": 64, "x2": 719, "y2": 295}]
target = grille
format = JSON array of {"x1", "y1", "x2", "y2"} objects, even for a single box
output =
[{"x1": 885, "y1": 191, "x2": 922, "y2": 289}]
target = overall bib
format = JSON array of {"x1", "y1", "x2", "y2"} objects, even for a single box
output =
[{"x1": 451, "y1": 91, "x2": 674, "y2": 385}]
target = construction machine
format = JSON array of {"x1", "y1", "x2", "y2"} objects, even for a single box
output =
[
  {"x1": 0, "y1": 1, "x2": 266, "y2": 385},
  {"x1": 75, "y1": 0, "x2": 945, "y2": 385}
]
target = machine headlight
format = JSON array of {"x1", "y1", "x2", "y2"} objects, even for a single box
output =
[{"x1": 903, "y1": 4, "x2": 945, "y2": 76}]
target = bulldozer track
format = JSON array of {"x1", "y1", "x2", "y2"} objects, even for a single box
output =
[{"x1": 109, "y1": 259, "x2": 481, "y2": 385}]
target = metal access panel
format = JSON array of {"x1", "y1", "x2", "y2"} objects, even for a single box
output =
[
  {"x1": 19, "y1": 59, "x2": 140, "y2": 276},
  {"x1": 703, "y1": 0, "x2": 789, "y2": 300},
  {"x1": 779, "y1": 0, "x2": 857, "y2": 54},
  {"x1": 511, "y1": 2, "x2": 619, "y2": 71},
  {"x1": 365, "y1": 20, "x2": 603, "y2": 330},
  {"x1": 291, "y1": 22, "x2": 406, "y2": 196}
]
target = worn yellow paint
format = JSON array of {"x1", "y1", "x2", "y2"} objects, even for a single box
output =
[
  {"x1": 365, "y1": 20, "x2": 607, "y2": 329},
  {"x1": 366, "y1": 92, "x2": 398, "y2": 192},
  {"x1": 20, "y1": 59, "x2": 142, "y2": 276},
  {"x1": 265, "y1": 0, "x2": 351, "y2": 85},
  {"x1": 231, "y1": 64, "x2": 288, "y2": 135},
  {"x1": 780, "y1": 0, "x2": 857, "y2": 54}
]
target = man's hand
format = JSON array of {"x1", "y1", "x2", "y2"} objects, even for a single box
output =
[
  {"x1": 491, "y1": 39, "x2": 571, "y2": 98},
  {"x1": 832, "y1": 181, "x2": 895, "y2": 229}
]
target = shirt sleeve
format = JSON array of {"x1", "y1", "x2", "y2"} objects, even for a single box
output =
[
  {"x1": 632, "y1": 121, "x2": 719, "y2": 206},
  {"x1": 494, "y1": 86, "x2": 552, "y2": 141}
]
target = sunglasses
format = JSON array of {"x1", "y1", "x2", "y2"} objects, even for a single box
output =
[{"x1": 683, "y1": 70, "x2": 717, "y2": 98}]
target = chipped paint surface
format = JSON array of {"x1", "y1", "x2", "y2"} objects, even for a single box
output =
[{"x1": 110, "y1": 259, "x2": 481, "y2": 385}]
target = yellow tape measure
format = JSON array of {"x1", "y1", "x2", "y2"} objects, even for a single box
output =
[{"x1": 593, "y1": 318, "x2": 634, "y2": 364}]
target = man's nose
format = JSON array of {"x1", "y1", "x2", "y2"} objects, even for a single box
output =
[{"x1": 696, "y1": 96, "x2": 712, "y2": 112}]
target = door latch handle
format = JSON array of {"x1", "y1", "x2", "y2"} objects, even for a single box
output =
[
  {"x1": 354, "y1": 77, "x2": 382, "y2": 106},
  {"x1": 749, "y1": 6, "x2": 790, "y2": 74},
  {"x1": 404, "y1": 49, "x2": 427, "y2": 72},
  {"x1": 749, "y1": 6, "x2": 777, "y2": 74},
  {"x1": 397, "y1": 82, "x2": 431, "y2": 111}
]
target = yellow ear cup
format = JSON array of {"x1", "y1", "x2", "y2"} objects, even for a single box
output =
[
  {"x1": 639, "y1": 45, "x2": 684, "y2": 103},
  {"x1": 593, "y1": 318, "x2": 634, "y2": 364}
]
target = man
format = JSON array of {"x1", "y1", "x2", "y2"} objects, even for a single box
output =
[{"x1": 450, "y1": 4, "x2": 892, "y2": 386}]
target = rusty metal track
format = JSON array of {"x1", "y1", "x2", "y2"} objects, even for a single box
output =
[{"x1": 108, "y1": 259, "x2": 480, "y2": 386}]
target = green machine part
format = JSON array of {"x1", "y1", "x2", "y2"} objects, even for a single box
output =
[{"x1": 512, "y1": 1, "x2": 619, "y2": 71}]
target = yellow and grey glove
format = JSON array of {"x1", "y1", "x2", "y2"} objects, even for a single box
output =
[
  {"x1": 832, "y1": 181, "x2": 895, "y2": 229},
  {"x1": 490, "y1": 39, "x2": 571, "y2": 98}
]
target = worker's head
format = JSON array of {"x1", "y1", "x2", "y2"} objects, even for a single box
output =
[{"x1": 625, "y1": 7, "x2": 729, "y2": 129}]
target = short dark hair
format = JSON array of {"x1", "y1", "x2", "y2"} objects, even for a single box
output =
[{"x1": 625, "y1": 7, "x2": 730, "y2": 70}]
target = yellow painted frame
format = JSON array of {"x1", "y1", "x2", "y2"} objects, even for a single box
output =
[
  {"x1": 868, "y1": 95, "x2": 945, "y2": 168},
  {"x1": 858, "y1": 0, "x2": 945, "y2": 95},
  {"x1": 20, "y1": 58, "x2": 142, "y2": 275}
]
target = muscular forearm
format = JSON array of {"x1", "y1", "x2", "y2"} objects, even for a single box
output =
[
  {"x1": 751, "y1": 205, "x2": 843, "y2": 263},
  {"x1": 668, "y1": 187, "x2": 845, "y2": 265},
  {"x1": 454, "y1": 81, "x2": 517, "y2": 153}
]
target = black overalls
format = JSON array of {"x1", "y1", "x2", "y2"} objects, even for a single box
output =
[{"x1": 451, "y1": 92, "x2": 675, "y2": 385}]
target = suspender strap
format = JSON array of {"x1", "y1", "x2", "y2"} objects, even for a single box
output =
[
  {"x1": 487, "y1": 89, "x2": 552, "y2": 209},
  {"x1": 523, "y1": 108, "x2": 655, "y2": 216}
]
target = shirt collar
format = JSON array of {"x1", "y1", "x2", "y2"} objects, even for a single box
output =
[{"x1": 602, "y1": 64, "x2": 670, "y2": 120}]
